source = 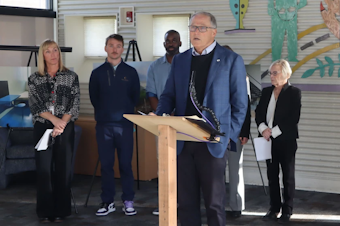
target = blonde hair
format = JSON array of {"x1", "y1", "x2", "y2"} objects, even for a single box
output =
[
  {"x1": 38, "y1": 39, "x2": 67, "y2": 76},
  {"x1": 269, "y1": 59, "x2": 292, "y2": 79}
]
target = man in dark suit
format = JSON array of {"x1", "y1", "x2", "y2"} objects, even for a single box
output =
[{"x1": 156, "y1": 12, "x2": 248, "y2": 226}]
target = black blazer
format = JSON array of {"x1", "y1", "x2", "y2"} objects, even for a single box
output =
[
  {"x1": 255, "y1": 82, "x2": 301, "y2": 140},
  {"x1": 239, "y1": 98, "x2": 251, "y2": 138}
]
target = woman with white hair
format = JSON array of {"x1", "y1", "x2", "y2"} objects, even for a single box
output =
[
  {"x1": 255, "y1": 59, "x2": 301, "y2": 223},
  {"x1": 28, "y1": 39, "x2": 80, "y2": 223}
]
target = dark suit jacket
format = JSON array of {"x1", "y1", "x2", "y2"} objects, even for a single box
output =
[
  {"x1": 240, "y1": 98, "x2": 251, "y2": 138},
  {"x1": 156, "y1": 43, "x2": 248, "y2": 158},
  {"x1": 255, "y1": 82, "x2": 301, "y2": 140}
]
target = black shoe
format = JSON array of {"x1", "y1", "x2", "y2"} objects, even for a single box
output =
[
  {"x1": 39, "y1": 218, "x2": 51, "y2": 224},
  {"x1": 230, "y1": 211, "x2": 242, "y2": 218},
  {"x1": 263, "y1": 210, "x2": 279, "y2": 221},
  {"x1": 278, "y1": 213, "x2": 291, "y2": 224},
  {"x1": 54, "y1": 217, "x2": 64, "y2": 223}
]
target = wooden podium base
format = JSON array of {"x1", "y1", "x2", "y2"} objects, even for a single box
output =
[{"x1": 158, "y1": 125, "x2": 177, "y2": 226}]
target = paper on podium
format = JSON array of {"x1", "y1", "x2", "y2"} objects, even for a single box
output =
[
  {"x1": 253, "y1": 137, "x2": 272, "y2": 161},
  {"x1": 35, "y1": 129, "x2": 53, "y2": 151}
]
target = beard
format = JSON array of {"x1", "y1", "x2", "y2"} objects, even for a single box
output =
[{"x1": 166, "y1": 47, "x2": 179, "y2": 56}]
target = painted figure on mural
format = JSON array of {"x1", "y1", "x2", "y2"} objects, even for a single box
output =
[
  {"x1": 268, "y1": 0, "x2": 307, "y2": 62},
  {"x1": 321, "y1": 1, "x2": 340, "y2": 39},
  {"x1": 230, "y1": 0, "x2": 249, "y2": 29}
]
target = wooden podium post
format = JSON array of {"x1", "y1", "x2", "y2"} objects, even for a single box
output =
[
  {"x1": 158, "y1": 125, "x2": 177, "y2": 226},
  {"x1": 123, "y1": 114, "x2": 219, "y2": 226}
]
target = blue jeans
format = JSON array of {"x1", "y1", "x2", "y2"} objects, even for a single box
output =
[{"x1": 96, "y1": 123, "x2": 135, "y2": 203}]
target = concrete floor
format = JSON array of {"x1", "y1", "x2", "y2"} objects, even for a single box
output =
[{"x1": 0, "y1": 172, "x2": 340, "y2": 226}]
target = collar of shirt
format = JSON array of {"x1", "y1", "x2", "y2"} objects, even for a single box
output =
[
  {"x1": 113, "y1": 62, "x2": 121, "y2": 71},
  {"x1": 192, "y1": 40, "x2": 216, "y2": 56},
  {"x1": 105, "y1": 58, "x2": 121, "y2": 70},
  {"x1": 161, "y1": 54, "x2": 171, "y2": 64}
]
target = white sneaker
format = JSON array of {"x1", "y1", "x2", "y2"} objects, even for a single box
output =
[
  {"x1": 96, "y1": 202, "x2": 116, "y2": 216},
  {"x1": 122, "y1": 200, "x2": 137, "y2": 216},
  {"x1": 152, "y1": 208, "x2": 159, "y2": 216}
]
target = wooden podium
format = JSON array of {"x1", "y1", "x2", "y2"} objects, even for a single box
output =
[{"x1": 123, "y1": 114, "x2": 218, "y2": 226}]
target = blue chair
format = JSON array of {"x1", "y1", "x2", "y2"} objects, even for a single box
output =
[{"x1": 0, "y1": 125, "x2": 82, "y2": 194}]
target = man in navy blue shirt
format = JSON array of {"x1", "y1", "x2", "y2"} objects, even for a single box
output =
[{"x1": 89, "y1": 34, "x2": 140, "y2": 217}]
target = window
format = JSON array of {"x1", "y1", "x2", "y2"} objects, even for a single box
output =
[
  {"x1": 153, "y1": 15, "x2": 190, "y2": 57},
  {"x1": 0, "y1": 0, "x2": 51, "y2": 10},
  {"x1": 84, "y1": 17, "x2": 117, "y2": 57}
]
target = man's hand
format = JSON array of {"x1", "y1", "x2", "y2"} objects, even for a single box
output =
[
  {"x1": 239, "y1": 137, "x2": 249, "y2": 145},
  {"x1": 262, "y1": 128, "x2": 272, "y2": 141},
  {"x1": 148, "y1": 112, "x2": 156, "y2": 116}
]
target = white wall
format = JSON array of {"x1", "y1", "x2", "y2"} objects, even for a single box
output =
[
  {"x1": 0, "y1": 67, "x2": 36, "y2": 94},
  {"x1": 64, "y1": 16, "x2": 115, "y2": 83},
  {"x1": 136, "y1": 14, "x2": 154, "y2": 61},
  {"x1": 0, "y1": 15, "x2": 53, "y2": 67}
]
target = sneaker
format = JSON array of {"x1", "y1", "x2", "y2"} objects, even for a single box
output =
[
  {"x1": 122, "y1": 200, "x2": 137, "y2": 216},
  {"x1": 96, "y1": 202, "x2": 116, "y2": 216},
  {"x1": 152, "y1": 208, "x2": 159, "y2": 216}
]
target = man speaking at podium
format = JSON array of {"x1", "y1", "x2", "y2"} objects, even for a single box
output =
[{"x1": 156, "y1": 12, "x2": 248, "y2": 226}]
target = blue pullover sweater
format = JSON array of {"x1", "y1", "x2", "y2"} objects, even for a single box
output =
[{"x1": 89, "y1": 60, "x2": 140, "y2": 125}]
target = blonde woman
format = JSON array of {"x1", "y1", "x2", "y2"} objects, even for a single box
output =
[
  {"x1": 255, "y1": 59, "x2": 301, "y2": 223},
  {"x1": 28, "y1": 40, "x2": 80, "y2": 223}
]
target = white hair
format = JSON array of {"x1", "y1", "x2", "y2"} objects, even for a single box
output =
[
  {"x1": 269, "y1": 59, "x2": 292, "y2": 79},
  {"x1": 189, "y1": 11, "x2": 217, "y2": 28}
]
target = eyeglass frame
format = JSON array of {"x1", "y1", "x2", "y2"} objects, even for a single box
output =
[
  {"x1": 268, "y1": 71, "x2": 282, "y2": 76},
  {"x1": 188, "y1": 25, "x2": 216, "y2": 33}
]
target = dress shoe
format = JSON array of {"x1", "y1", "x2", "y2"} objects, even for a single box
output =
[
  {"x1": 230, "y1": 211, "x2": 242, "y2": 218},
  {"x1": 278, "y1": 213, "x2": 291, "y2": 224},
  {"x1": 54, "y1": 217, "x2": 64, "y2": 223},
  {"x1": 39, "y1": 218, "x2": 50, "y2": 224},
  {"x1": 262, "y1": 210, "x2": 279, "y2": 221}
]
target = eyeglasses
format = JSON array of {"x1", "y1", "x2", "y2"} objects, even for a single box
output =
[
  {"x1": 188, "y1": 25, "x2": 216, "y2": 33},
  {"x1": 268, "y1": 71, "x2": 282, "y2": 76}
]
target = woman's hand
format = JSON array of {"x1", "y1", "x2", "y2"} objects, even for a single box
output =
[
  {"x1": 239, "y1": 137, "x2": 249, "y2": 145},
  {"x1": 51, "y1": 117, "x2": 67, "y2": 130},
  {"x1": 52, "y1": 127, "x2": 64, "y2": 137},
  {"x1": 262, "y1": 128, "x2": 272, "y2": 141}
]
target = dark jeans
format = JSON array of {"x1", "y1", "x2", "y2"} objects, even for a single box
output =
[
  {"x1": 96, "y1": 123, "x2": 135, "y2": 203},
  {"x1": 266, "y1": 139, "x2": 297, "y2": 215},
  {"x1": 34, "y1": 121, "x2": 74, "y2": 218},
  {"x1": 178, "y1": 142, "x2": 228, "y2": 226}
]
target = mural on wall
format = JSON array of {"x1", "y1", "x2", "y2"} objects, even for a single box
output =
[
  {"x1": 302, "y1": 55, "x2": 340, "y2": 78},
  {"x1": 225, "y1": 0, "x2": 255, "y2": 34},
  {"x1": 320, "y1": 1, "x2": 340, "y2": 39},
  {"x1": 246, "y1": 1, "x2": 340, "y2": 81},
  {"x1": 300, "y1": 33, "x2": 330, "y2": 50},
  {"x1": 268, "y1": 0, "x2": 307, "y2": 62}
]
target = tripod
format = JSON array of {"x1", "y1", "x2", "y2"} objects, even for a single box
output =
[{"x1": 124, "y1": 40, "x2": 142, "y2": 62}]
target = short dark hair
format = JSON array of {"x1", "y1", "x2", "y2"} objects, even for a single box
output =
[
  {"x1": 105, "y1": 34, "x2": 124, "y2": 46},
  {"x1": 164, "y1": 30, "x2": 180, "y2": 39}
]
